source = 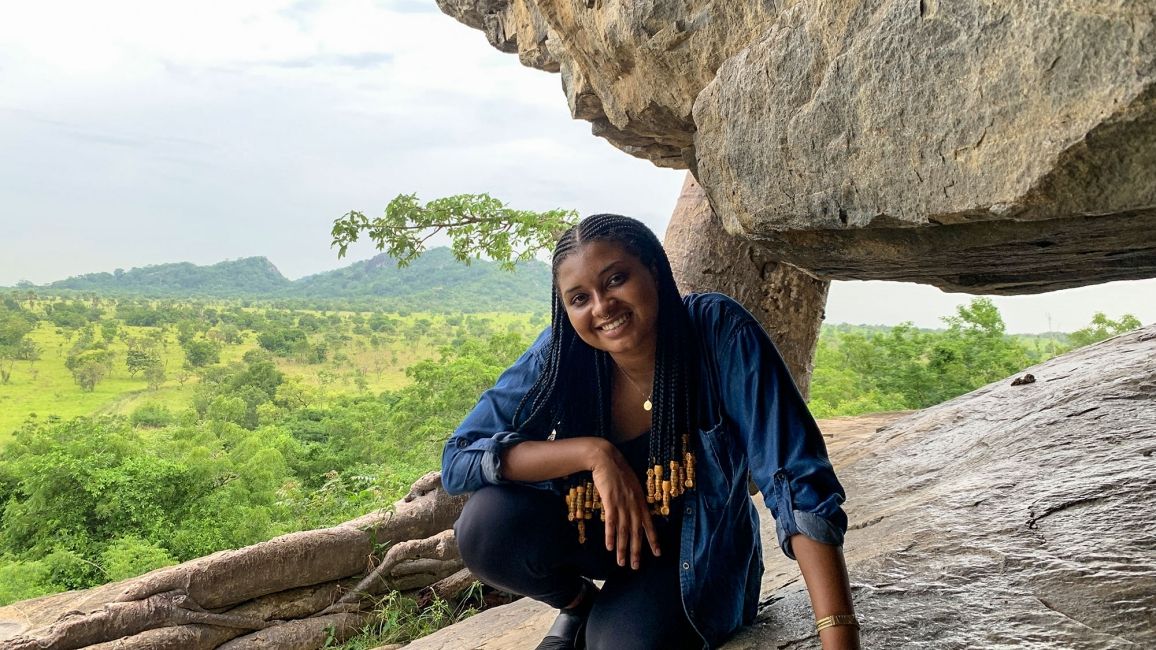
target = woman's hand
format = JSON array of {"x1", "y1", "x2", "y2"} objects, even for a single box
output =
[
  {"x1": 590, "y1": 443, "x2": 660, "y2": 569},
  {"x1": 499, "y1": 436, "x2": 661, "y2": 568}
]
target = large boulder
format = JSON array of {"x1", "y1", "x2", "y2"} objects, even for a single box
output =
[
  {"x1": 402, "y1": 325, "x2": 1156, "y2": 648},
  {"x1": 438, "y1": 1, "x2": 1156, "y2": 294}
]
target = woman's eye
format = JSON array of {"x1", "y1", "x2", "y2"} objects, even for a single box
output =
[
  {"x1": 569, "y1": 294, "x2": 588, "y2": 306},
  {"x1": 607, "y1": 273, "x2": 626, "y2": 287}
]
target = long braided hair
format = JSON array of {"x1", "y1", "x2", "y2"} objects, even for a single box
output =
[{"x1": 512, "y1": 214, "x2": 700, "y2": 538}]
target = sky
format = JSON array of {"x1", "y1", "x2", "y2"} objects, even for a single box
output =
[{"x1": 1, "y1": 0, "x2": 1152, "y2": 334}]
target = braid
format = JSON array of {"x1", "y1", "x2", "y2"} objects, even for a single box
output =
[{"x1": 514, "y1": 214, "x2": 700, "y2": 538}]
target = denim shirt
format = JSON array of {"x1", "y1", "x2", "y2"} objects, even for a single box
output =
[{"x1": 441, "y1": 293, "x2": 847, "y2": 648}]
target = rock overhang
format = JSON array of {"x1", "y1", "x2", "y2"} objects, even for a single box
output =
[{"x1": 437, "y1": 0, "x2": 1156, "y2": 294}]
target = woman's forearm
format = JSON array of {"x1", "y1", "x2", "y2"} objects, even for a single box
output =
[
  {"x1": 792, "y1": 534, "x2": 860, "y2": 650},
  {"x1": 499, "y1": 438, "x2": 613, "y2": 482}
]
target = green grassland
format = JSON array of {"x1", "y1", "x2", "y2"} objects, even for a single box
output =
[{"x1": 0, "y1": 304, "x2": 544, "y2": 447}]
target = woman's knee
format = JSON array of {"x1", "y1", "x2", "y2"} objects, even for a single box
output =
[{"x1": 454, "y1": 485, "x2": 564, "y2": 574}]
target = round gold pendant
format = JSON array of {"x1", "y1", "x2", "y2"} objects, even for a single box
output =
[{"x1": 643, "y1": 399, "x2": 652, "y2": 411}]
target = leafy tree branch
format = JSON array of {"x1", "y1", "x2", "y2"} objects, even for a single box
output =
[{"x1": 331, "y1": 193, "x2": 579, "y2": 270}]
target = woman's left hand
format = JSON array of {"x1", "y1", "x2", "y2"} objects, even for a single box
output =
[{"x1": 589, "y1": 440, "x2": 661, "y2": 569}]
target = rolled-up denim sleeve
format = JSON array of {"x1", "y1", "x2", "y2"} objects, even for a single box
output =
[
  {"x1": 440, "y1": 328, "x2": 552, "y2": 495},
  {"x1": 713, "y1": 297, "x2": 848, "y2": 559}
]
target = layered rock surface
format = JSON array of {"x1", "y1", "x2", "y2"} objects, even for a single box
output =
[
  {"x1": 438, "y1": 1, "x2": 1156, "y2": 294},
  {"x1": 401, "y1": 326, "x2": 1156, "y2": 649}
]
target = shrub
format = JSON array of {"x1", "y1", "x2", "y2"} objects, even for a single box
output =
[
  {"x1": 100, "y1": 536, "x2": 177, "y2": 581},
  {"x1": 130, "y1": 403, "x2": 173, "y2": 428}
]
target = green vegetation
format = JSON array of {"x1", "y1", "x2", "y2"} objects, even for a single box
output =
[
  {"x1": 0, "y1": 294, "x2": 539, "y2": 608},
  {"x1": 331, "y1": 193, "x2": 578, "y2": 269},
  {"x1": 807, "y1": 298, "x2": 1138, "y2": 417},
  {"x1": 332, "y1": 589, "x2": 486, "y2": 649}
]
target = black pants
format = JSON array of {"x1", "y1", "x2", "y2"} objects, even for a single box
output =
[{"x1": 455, "y1": 484, "x2": 701, "y2": 650}]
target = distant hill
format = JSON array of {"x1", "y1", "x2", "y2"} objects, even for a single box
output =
[
  {"x1": 22, "y1": 248, "x2": 552, "y2": 311},
  {"x1": 46, "y1": 257, "x2": 292, "y2": 296},
  {"x1": 289, "y1": 248, "x2": 551, "y2": 310}
]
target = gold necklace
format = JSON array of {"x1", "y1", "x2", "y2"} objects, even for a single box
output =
[{"x1": 616, "y1": 364, "x2": 653, "y2": 412}]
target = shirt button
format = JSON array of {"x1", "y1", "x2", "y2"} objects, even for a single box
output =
[
  {"x1": 682, "y1": 562, "x2": 691, "y2": 571},
  {"x1": 685, "y1": 506, "x2": 693, "y2": 515}
]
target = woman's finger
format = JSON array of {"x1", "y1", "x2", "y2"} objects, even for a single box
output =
[
  {"x1": 604, "y1": 503, "x2": 616, "y2": 552},
  {"x1": 641, "y1": 506, "x2": 661, "y2": 558},
  {"x1": 630, "y1": 510, "x2": 644, "y2": 569},
  {"x1": 617, "y1": 512, "x2": 630, "y2": 567}
]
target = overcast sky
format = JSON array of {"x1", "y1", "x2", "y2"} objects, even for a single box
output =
[{"x1": 1, "y1": 1, "x2": 1152, "y2": 333}]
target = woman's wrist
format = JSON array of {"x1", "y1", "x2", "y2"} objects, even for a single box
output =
[
  {"x1": 817, "y1": 621, "x2": 860, "y2": 650},
  {"x1": 583, "y1": 436, "x2": 616, "y2": 472}
]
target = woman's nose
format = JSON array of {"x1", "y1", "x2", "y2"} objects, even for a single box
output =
[{"x1": 593, "y1": 293, "x2": 616, "y2": 318}]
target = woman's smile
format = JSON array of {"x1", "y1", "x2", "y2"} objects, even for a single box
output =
[{"x1": 598, "y1": 312, "x2": 631, "y2": 334}]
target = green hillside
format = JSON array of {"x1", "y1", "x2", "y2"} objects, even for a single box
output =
[
  {"x1": 47, "y1": 257, "x2": 292, "y2": 296},
  {"x1": 25, "y1": 248, "x2": 552, "y2": 312},
  {"x1": 289, "y1": 248, "x2": 552, "y2": 311}
]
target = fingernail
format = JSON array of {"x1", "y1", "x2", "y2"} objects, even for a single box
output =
[{"x1": 632, "y1": 562, "x2": 639, "y2": 570}]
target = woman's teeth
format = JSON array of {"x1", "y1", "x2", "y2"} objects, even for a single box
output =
[{"x1": 600, "y1": 314, "x2": 629, "y2": 331}]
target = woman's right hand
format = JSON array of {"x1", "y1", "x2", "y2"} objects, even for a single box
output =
[
  {"x1": 498, "y1": 436, "x2": 661, "y2": 568},
  {"x1": 590, "y1": 442, "x2": 661, "y2": 570}
]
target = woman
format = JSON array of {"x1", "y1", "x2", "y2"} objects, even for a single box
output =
[{"x1": 442, "y1": 215, "x2": 859, "y2": 650}]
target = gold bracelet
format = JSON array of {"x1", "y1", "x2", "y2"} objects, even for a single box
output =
[{"x1": 815, "y1": 613, "x2": 860, "y2": 632}]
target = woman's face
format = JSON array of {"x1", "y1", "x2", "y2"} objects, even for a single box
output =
[{"x1": 555, "y1": 240, "x2": 660, "y2": 360}]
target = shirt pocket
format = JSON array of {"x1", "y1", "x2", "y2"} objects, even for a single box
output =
[{"x1": 696, "y1": 420, "x2": 742, "y2": 511}]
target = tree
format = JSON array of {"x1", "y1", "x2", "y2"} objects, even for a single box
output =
[
  {"x1": 100, "y1": 320, "x2": 119, "y2": 344},
  {"x1": 0, "y1": 308, "x2": 35, "y2": 384},
  {"x1": 144, "y1": 361, "x2": 166, "y2": 391},
  {"x1": 182, "y1": 339, "x2": 220, "y2": 368},
  {"x1": 68, "y1": 349, "x2": 112, "y2": 392},
  {"x1": 331, "y1": 193, "x2": 577, "y2": 269},
  {"x1": 125, "y1": 347, "x2": 160, "y2": 379},
  {"x1": 1068, "y1": 312, "x2": 1142, "y2": 348}
]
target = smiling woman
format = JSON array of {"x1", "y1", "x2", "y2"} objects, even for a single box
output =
[
  {"x1": 441, "y1": 215, "x2": 859, "y2": 650},
  {"x1": 556, "y1": 240, "x2": 660, "y2": 364}
]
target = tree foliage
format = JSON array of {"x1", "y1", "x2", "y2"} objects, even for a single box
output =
[
  {"x1": 331, "y1": 193, "x2": 578, "y2": 269},
  {"x1": 0, "y1": 328, "x2": 529, "y2": 604},
  {"x1": 810, "y1": 298, "x2": 1037, "y2": 417},
  {"x1": 1068, "y1": 312, "x2": 1142, "y2": 348},
  {"x1": 0, "y1": 304, "x2": 37, "y2": 384}
]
